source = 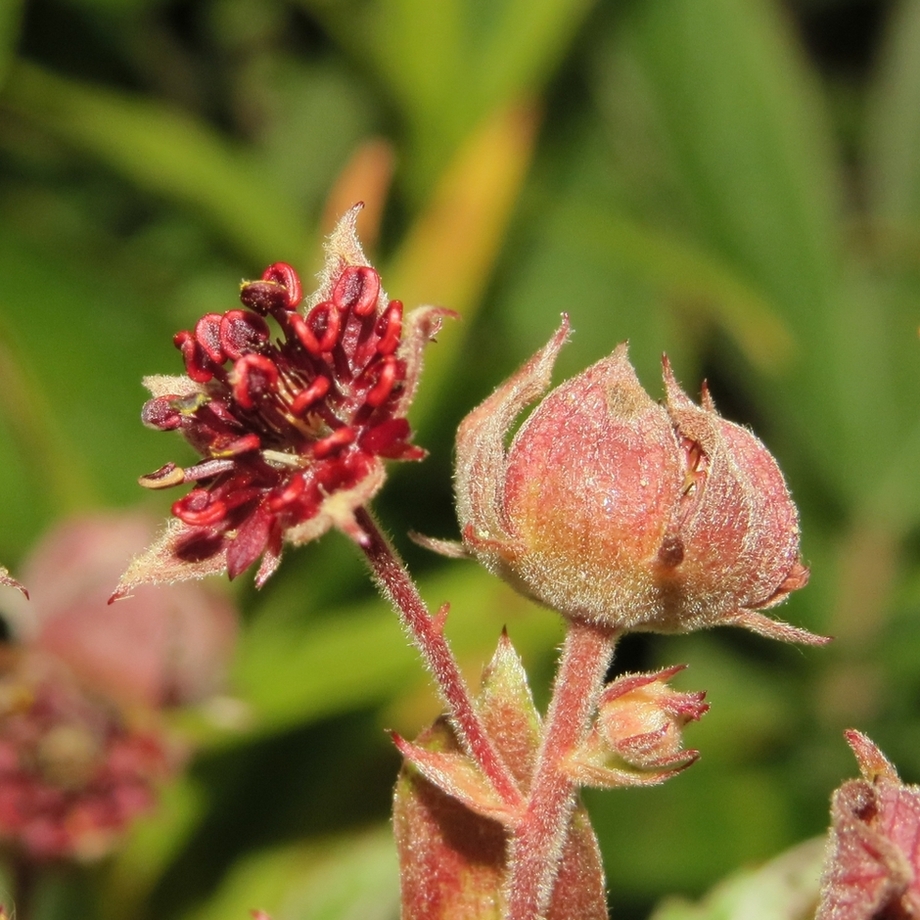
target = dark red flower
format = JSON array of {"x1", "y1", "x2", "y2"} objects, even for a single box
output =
[{"x1": 115, "y1": 207, "x2": 447, "y2": 596}]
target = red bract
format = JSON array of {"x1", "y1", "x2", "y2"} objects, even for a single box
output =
[
  {"x1": 115, "y1": 207, "x2": 448, "y2": 596},
  {"x1": 453, "y1": 318, "x2": 824, "y2": 643}
]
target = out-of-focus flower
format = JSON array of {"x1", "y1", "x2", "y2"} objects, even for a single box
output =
[
  {"x1": 451, "y1": 319, "x2": 824, "y2": 644},
  {"x1": 564, "y1": 665, "x2": 707, "y2": 787},
  {"x1": 817, "y1": 730, "x2": 920, "y2": 919},
  {"x1": 115, "y1": 206, "x2": 447, "y2": 597},
  {"x1": 3, "y1": 514, "x2": 237, "y2": 709},
  {"x1": 0, "y1": 514, "x2": 239, "y2": 863},
  {"x1": 0, "y1": 647, "x2": 171, "y2": 863}
]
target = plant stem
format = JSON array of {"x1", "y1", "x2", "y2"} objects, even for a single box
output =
[
  {"x1": 506, "y1": 620, "x2": 617, "y2": 920},
  {"x1": 355, "y1": 506, "x2": 523, "y2": 811}
]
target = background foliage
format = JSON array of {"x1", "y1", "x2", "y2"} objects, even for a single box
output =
[{"x1": 0, "y1": 0, "x2": 916, "y2": 917}]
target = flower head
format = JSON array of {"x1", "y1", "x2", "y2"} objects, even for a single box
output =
[
  {"x1": 116, "y1": 207, "x2": 447, "y2": 596},
  {"x1": 453, "y1": 319, "x2": 824, "y2": 644}
]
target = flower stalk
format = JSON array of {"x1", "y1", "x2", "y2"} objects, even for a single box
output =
[
  {"x1": 505, "y1": 622, "x2": 617, "y2": 920},
  {"x1": 355, "y1": 507, "x2": 523, "y2": 811}
]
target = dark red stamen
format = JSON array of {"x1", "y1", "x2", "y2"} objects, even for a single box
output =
[
  {"x1": 365, "y1": 356, "x2": 398, "y2": 408},
  {"x1": 173, "y1": 490, "x2": 227, "y2": 527},
  {"x1": 290, "y1": 377, "x2": 331, "y2": 416},
  {"x1": 268, "y1": 473, "x2": 306, "y2": 511},
  {"x1": 332, "y1": 266, "x2": 380, "y2": 317},
  {"x1": 313, "y1": 426, "x2": 356, "y2": 459},
  {"x1": 220, "y1": 310, "x2": 270, "y2": 360},
  {"x1": 376, "y1": 301, "x2": 403, "y2": 355},
  {"x1": 141, "y1": 397, "x2": 182, "y2": 431},
  {"x1": 194, "y1": 314, "x2": 225, "y2": 365},
  {"x1": 174, "y1": 331, "x2": 214, "y2": 384},
  {"x1": 261, "y1": 262, "x2": 302, "y2": 310},
  {"x1": 232, "y1": 355, "x2": 279, "y2": 409},
  {"x1": 308, "y1": 301, "x2": 341, "y2": 353}
]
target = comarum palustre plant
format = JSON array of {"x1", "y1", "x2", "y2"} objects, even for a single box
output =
[{"x1": 116, "y1": 206, "x2": 827, "y2": 920}]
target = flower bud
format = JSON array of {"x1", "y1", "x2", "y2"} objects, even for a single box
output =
[
  {"x1": 454, "y1": 319, "x2": 824, "y2": 644},
  {"x1": 564, "y1": 665, "x2": 707, "y2": 787}
]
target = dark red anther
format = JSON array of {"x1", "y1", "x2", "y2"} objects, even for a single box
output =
[
  {"x1": 307, "y1": 301, "x2": 341, "y2": 352},
  {"x1": 195, "y1": 314, "x2": 225, "y2": 365},
  {"x1": 219, "y1": 310, "x2": 270, "y2": 360},
  {"x1": 141, "y1": 397, "x2": 182, "y2": 431},
  {"x1": 375, "y1": 301, "x2": 403, "y2": 355},
  {"x1": 268, "y1": 473, "x2": 306, "y2": 512},
  {"x1": 232, "y1": 354, "x2": 279, "y2": 410},
  {"x1": 240, "y1": 281, "x2": 288, "y2": 315},
  {"x1": 261, "y1": 262, "x2": 302, "y2": 310},
  {"x1": 172, "y1": 490, "x2": 227, "y2": 527},
  {"x1": 332, "y1": 266, "x2": 380, "y2": 317},
  {"x1": 365, "y1": 356, "x2": 398, "y2": 408},
  {"x1": 313, "y1": 426, "x2": 356, "y2": 459},
  {"x1": 138, "y1": 462, "x2": 185, "y2": 489},
  {"x1": 288, "y1": 313, "x2": 321, "y2": 355},
  {"x1": 175, "y1": 331, "x2": 214, "y2": 384},
  {"x1": 290, "y1": 376, "x2": 331, "y2": 416},
  {"x1": 216, "y1": 433, "x2": 262, "y2": 456}
]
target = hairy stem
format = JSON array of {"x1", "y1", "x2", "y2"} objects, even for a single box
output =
[
  {"x1": 506, "y1": 620, "x2": 617, "y2": 920},
  {"x1": 355, "y1": 506, "x2": 523, "y2": 810}
]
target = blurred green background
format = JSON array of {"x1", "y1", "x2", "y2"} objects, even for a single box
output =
[{"x1": 0, "y1": 0, "x2": 918, "y2": 917}]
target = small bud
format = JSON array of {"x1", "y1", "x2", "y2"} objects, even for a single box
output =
[
  {"x1": 453, "y1": 321, "x2": 825, "y2": 644},
  {"x1": 565, "y1": 665, "x2": 707, "y2": 787}
]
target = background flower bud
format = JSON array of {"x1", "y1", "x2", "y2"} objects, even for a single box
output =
[{"x1": 455, "y1": 323, "x2": 824, "y2": 644}]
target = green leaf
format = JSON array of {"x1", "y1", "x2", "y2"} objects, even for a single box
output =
[
  {"x1": 180, "y1": 827, "x2": 400, "y2": 920},
  {"x1": 865, "y1": 0, "x2": 920, "y2": 228},
  {"x1": 299, "y1": 0, "x2": 597, "y2": 190},
  {"x1": 0, "y1": 0, "x2": 22, "y2": 92},
  {"x1": 0, "y1": 61, "x2": 306, "y2": 265},
  {"x1": 649, "y1": 837, "x2": 824, "y2": 920},
  {"x1": 214, "y1": 563, "x2": 563, "y2": 748}
]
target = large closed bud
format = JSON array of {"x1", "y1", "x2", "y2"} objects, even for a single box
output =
[{"x1": 453, "y1": 319, "x2": 824, "y2": 645}]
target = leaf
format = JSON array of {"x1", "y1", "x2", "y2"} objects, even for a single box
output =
[
  {"x1": 865, "y1": 0, "x2": 920, "y2": 228},
  {"x1": 0, "y1": 61, "x2": 306, "y2": 265},
  {"x1": 179, "y1": 828, "x2": 400, "y2": 920},
  {"x1": 0, "y1": 0, "x2": 22, "y2": 92},
  {"x1": 649, "y1": 836, "x2": 824, "y2": 920},
  {"x1": 214, "y1": 564, "x2": 562, "y2": 749}
]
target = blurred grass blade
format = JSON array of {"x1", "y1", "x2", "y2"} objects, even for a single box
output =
[
  {"x1": 300, "y1": 0, "x2": 595, "y2": 190},
  {"x1": 649, "y1": 837, "x2": 824, "y2": 920},
  {"x1": 387, "y1": 102, "x2": 540, "y2": 428},
  {"x1": 181, "y1": 828, "x2": 399, "y2": 920},
  {"x1": 865, "y1": 0, "x2": 920, "y2": 230},
  {"x1": 552, "y1": 203, "x2": 795, "y2": 373},
  {"x1": 0, "y1": 318, "x2": 96, "y2": 512},
  {"x1": 203, "y1": 565, "x2": 561, "y2": 749},
  {"x1": 620, "y1": 0, "x2": 841, "y2": 326},
  {"x1": 1, "y1": 61, "x2": 306, "y2": 265},
  {"x1": 0, "y1": 0, "x2": 22, "y2": 92},
  {"x1": 102, "y1": 775, "x2": 208, "y2": 920}
]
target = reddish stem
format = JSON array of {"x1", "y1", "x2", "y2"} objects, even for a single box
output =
[
  {"x1": 506, "y1": 620, "x2": 617, "y2": 920},
  {"x1": 355, "y1": 506, "x2": 524, "y2": 811}
]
